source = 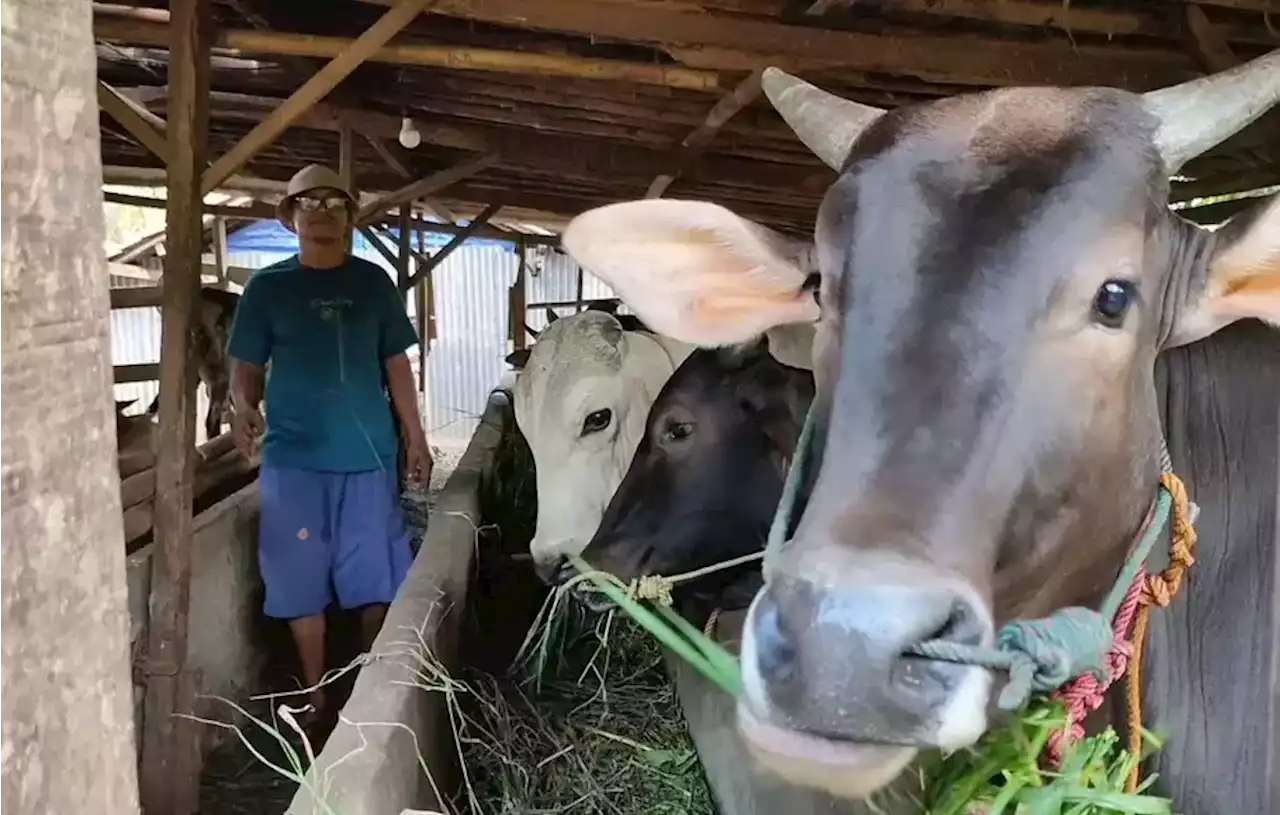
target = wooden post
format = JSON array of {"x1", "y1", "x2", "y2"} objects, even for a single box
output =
[
  {"x1": 139, "y1": 0, "x2": 210, "y2": 812},
  {"x1": 211, "y1": 215, "x2": 228, "y2": 288},
  {"x1": 416, "y1": 226, "x2": 428, "y2": 395},
  {"x1": 397, "y1": 204, "x2": 411, "y2": 305},
  {"x1": 2, "y1": 0, "x2": 141, "y2": 812},
  {"x1": 574, "y1": 265, "x2": 585, "y2": 314},
  {"x1": 339, "y1": 121, "x2": 356, "y2": 252},
  {"x1": 512, "y1": 235, "x2": 529, "y2": 351}
]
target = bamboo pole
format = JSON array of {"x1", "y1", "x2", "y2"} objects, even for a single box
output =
[
  {"x1": 93, "y1": 16, "x2": 721, "y2": 91},
  {"x1": 199, "y1": 0, "x2": 435, "y2": 195}
]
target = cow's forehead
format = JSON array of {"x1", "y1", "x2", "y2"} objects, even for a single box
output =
[
  {"x1": 864, "y1": 86, "x2": 1145, "y2": 170},
  {"x1": 514, "y1": 312, "x2": 630, "y2": 423}
]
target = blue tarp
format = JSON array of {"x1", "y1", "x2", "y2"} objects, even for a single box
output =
[{"x1": 226, "y1": 218, "x2": 519, "y2": 255}]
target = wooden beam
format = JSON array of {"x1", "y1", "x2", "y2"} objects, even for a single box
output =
[
  {"x1": 358, "y1": 225, "x2": 400, "y2": 268},
  {"x1": 397, "y1": 205, "x2": 412, "y2": 304},
  {"x1": 93, "y1": 16, "x2": 721, "y2": 91},
  {"x1": 211, "y1": 216, "x2": 228, "y2": 288},
  {"x1": 98, "y1": 80, "x2": 169, "y2": 164},
  {"x1": 104, "y1": 164, "x2": 289, "y2": 194},
  {"x1": 104, "y1": 191, "x2": 275, "y2": 219},
  {"x1": 416, "y1": 227, "x2": 429, "y2": 392},
  {"x1": 110, "y1": 287, "x2": 162, "y2": 309},
  {"x1": 114, "y1": 363, "x2": 160, "y2": 383},
  {"x1": 402, "y1": 203, "x2": 501, "y2": 292},
  {"x1": 359, "y1": 0, "x2": 1196, "y2": 89},
  {"x1": 4, "y1": 0, "x2": 141, "y2": 807},
  {"x1": 511, "y1": 234, "x2": 528, "y2": 350},
  {"x1": 362, "y1": 130, "x2": 412, "y2": 178},
  {"x1": 137, "y1": 0, "x2": 209, "y2": 808},
  {"x1": 198, "y1": 0, "x2": 433, "y2": 195},
  {"x1": 133, "y1": 96, "x2": 833, "y2": 194},
  {"x1": 647, "y1": 68, "x2": 763, "y2": 198},
  {"x1": 109, "y1": 229, "x2": 166, "y2": 263},
  {"x1": 339, "y1": 121, "x2": 357, "y2": 250},
  {"x1": 355, "y1": 154, "x2": 500, "y2": 225}
]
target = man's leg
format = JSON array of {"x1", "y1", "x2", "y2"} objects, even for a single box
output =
[
  {"x1": 258, "y1": 465, "x2": 334, "y2": 716},
  {"x1": 359, "y1": 603, "x2": 388, "y2": 651},
  {"x1": 333, "y1": 468, "x2": 415, "y2": 649}
]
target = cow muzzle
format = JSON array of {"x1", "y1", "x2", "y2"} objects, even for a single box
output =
[{"x1": 736, "y1": 562, "x2": 995, "y2": 797}]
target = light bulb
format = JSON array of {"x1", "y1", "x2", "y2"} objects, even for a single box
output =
[{"x1": 398, "y1": 116, "x2": 421, "y2": 149}]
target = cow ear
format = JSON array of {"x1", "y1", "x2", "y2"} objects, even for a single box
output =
[
  {"x1": 1167, "y1": 195, "x2": 1280, "y2": 348},
  {"x1": 562, "y1": 200, "x2": 819, "y2": 347},
  {"x1": 505, "y1": 349, "x2": 531, "y2": 369}
]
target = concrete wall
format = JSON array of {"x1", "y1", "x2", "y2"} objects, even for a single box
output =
[
  {"x1": 287, "y1": 391, "x2": 508, "y2": 815},
  {"x1": 126, "y1": 483, "x2": 265, "y2": 756}
]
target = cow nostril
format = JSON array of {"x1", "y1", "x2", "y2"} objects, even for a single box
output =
[
  {"x1": 916, "y1": 599, "x2": 986, "y2": 651},
  {"x1": 752, "y1": 594, "x2": 798, "y2": 686},
  {"x1": 534, "y1": 556, "x2": 568, "y2": 585}
]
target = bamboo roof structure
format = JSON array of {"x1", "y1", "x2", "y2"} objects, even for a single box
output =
[{"x1": 95, "y1": 0, "x2": 1280, "y2": 239}]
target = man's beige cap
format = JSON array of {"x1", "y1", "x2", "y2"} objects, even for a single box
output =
[{"x1": 277, "y1": 164, "x2": 354, "y2": 229}]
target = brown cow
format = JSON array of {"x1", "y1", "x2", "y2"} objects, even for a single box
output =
[{"x1": 562, "y1": 51, "x2": 1279, "y2": 814}]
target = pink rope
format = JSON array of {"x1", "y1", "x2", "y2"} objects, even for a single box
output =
[{"x1": 1043, "y1": 567, "x2": 1147, "y2": 766}]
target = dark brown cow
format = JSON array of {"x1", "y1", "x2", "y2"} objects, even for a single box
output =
[{"x1": 562, "y1": 51, "x2": 1279, "y2": 814}]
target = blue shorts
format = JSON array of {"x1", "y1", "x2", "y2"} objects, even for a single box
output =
[{"x1": 257, "y1": 465, "x2": 415, "y2": 619}]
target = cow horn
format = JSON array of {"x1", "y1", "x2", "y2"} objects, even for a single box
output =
[
  {"x1": 761, "y1": 67, "x2": 885, "y2": 171},
  {"x1": 1142, "y1": 48, "x2": 1280, "y2": 174}
]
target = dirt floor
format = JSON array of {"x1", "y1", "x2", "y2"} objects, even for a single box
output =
[{"x1": 195, "y1": 443, "x2": 458, "y2": 815}]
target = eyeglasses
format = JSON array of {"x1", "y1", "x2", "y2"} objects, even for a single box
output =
[{"x1": 293, "y1": 195, "x2": 349, "y2": 213}]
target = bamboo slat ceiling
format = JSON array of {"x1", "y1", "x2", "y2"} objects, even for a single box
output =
[{"x1": 96, "y1": 0, "x2": 1280, "y2": 237}]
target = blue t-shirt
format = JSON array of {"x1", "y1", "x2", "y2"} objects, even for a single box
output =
[{"x1": 227, "y1": 254, "x2": 419, "y2": 473}]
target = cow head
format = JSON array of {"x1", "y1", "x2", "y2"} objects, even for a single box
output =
[
  {"x1": 561, "y1": 51, "x2": 1280, "y2": 799},
  {"x1": 572, "y1": 339, "x2": 814, "y2": 613},
  {"x1": 512, "y1": 310, "x2": 691, "y2": 579}
]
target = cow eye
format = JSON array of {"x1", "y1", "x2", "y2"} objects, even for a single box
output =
[
  {"x1": 1092, "y1": 280, "x2": 1136, "y2": 328},
  {"x1": 662, "y1": 421, "x2": 693, "y2": 443},
  {"x1": 581, "y1": 408, "x2": 612, "y2": 436}
]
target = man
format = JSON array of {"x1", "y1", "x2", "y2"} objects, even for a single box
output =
[{"x1": 228, "y1": 164, "x2": 433, "y2": 726}]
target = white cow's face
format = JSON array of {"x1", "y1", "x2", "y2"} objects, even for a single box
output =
[{"x1": 512, "y1": 311, "x2": 689, "y2": 572}]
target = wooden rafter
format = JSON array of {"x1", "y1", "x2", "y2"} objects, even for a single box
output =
[
  {"x1": 402, "y1": 203, "x2": 502, "y2": 291},
  {"x1": 93, "y1": 16, "x2": 720, "y2": 92},
  {"x1": 98, "y1": 80, "x2": 168, "y2": 163},
  {"x1": 355, "y1": 154, "x2": 500, "y2": 225},
  {"x1": 646, "y1": 68, "x2": 764, "y2": 199},
  {"x1": 357, "y1": 129, "x2": 459, "y2": 223},
  {"x1": 360, "y1": 0, "x2": 1196, "y2": 88},
  {"x1": 197, "y1": 0, "x2": 433, "y2": 195}
]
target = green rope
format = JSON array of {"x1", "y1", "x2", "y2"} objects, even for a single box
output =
[{"x1": 905, "y1": 461, "x2": 1175, "y2": 711}]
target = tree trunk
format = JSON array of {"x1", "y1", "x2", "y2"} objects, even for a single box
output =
[{"x1": 0, "y1": 0, "x2": 141, "y2": 812}]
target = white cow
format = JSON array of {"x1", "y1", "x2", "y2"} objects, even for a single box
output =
[
  {"x1": 510, "y1": 226, "x2": 818, "y2": 579},
  {"x1": 511, "y1": 309, "x2": 693, "y2": 577}
]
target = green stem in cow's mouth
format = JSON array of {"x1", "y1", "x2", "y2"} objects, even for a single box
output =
[{"x1": 566, "y1": 555, "x2": 743, "y2": 697}]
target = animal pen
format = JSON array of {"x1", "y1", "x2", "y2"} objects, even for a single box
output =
[{"x1": 2, "y1": 2, "x2": 1277, "y2": 815}]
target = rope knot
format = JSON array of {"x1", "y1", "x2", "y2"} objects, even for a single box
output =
[
  {"x1": 993, "y1": 607, "x2": 1114, "y2": 710},
  {"x1": 628, "y1": 574, "x2": 674, "y2": 606}
]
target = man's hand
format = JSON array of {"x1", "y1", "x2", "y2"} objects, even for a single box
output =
[
  {"x1": 405, "y1": 433, "x2": 434, "y2": 488},
  {"x1": 233, "y1": 403, "x2": 265, "y2": 460}
]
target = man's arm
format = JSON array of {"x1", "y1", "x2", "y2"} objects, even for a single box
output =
[
  {"x1": 384, "y1": 353, "x2": 425, "y2": 448},
  {"x1": 233, "y1": 360, "x2": 266, "y2": 411}
]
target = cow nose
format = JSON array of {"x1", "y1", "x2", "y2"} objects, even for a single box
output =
[
  {"x1": 744, "y1": 575, "x2": 992, "y2": 749},
  {"x1": 534, "y1": 556, "x2": 570, "y2": 586}
]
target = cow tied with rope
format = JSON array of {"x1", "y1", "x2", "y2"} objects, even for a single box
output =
[{"x1": 563, "y1": 49, "x2": 1280, "y2": 815}]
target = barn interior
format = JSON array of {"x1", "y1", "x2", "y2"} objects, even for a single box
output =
[{"x1": 86, "y1": 2, "x2": 1279, "y2": 814}]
